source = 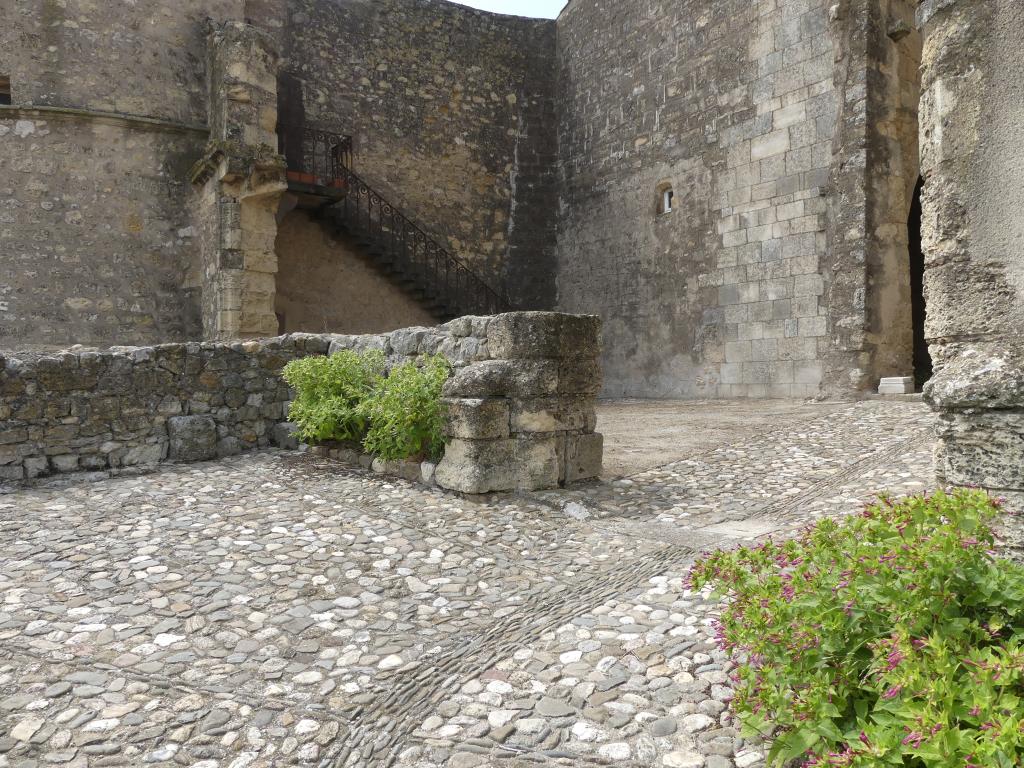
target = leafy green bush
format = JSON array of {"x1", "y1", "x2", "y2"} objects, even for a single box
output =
[
  {"x1": 690, "y1": 489, "x2": 1024, "y2": 768},
  {"x1": 282, "y1": 349, "x2": 385, "y2": 443},
  {"x1": 361, "y1": 355, "x2": 451, "y2": 462}
]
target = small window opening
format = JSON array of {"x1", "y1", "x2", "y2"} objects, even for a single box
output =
[
  {"x1": 0, "y1": 77, "x2": 11, "y2": 106},
  {"x1": 657, "y1": 182, "x2": 674, "y2": 215}
]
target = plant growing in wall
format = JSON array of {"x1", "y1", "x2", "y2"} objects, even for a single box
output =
[
  {"x1": 361, "y1": 355, "x2": 451, "y2": 463},
  {"x1": 282, "y1": 349, "x2": 385, "y2": 444},
  {"x1": 690, "y1": 490, "x2": 1024, "y2": 768}
]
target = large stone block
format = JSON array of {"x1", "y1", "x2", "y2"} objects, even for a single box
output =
[
  {"x1": 557, "y1": 357, "x2": 604, "y2": 395},
  {"x1": 443, "y1": 398, "x2": 510, "y2": 440},
  {"x1": 168, "y1": 415, "x2": 218, "y2": 462},
  {"x1": 510, "y1": 397, "x2": 596, "y2": 435},
  {"x1": 925, "y1": 346, "x2": 1024, "y2": 411},
  {"x1": 513, "y1": 435, "x2": 562, "y2": 490},
  {"x1": 487, "y1": 312, "x2": 601, "y2": 360},
  {"x1": 934, "y1": 410, "x2": 1024, "y2": 491},
  {"x1": 435, "y1": 438, "x2": 517, "y2": 494},
  {"x1": 442, "y1": 360, "x2": 559, "y2": 399},
  {"x1": 435, "y1": 435, "x2": 561, "y2": 494},
  {"x1": 564, "y1": 433, "x2": 604, "y2": 484}
]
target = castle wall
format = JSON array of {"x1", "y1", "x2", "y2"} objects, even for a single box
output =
[
  {"x1": 274, "y1": 210, "x2": 437, "y2": 334},
  {"x1": 0, "y1": 0, "x2": 242, "y2": 349},
  {"x1": 273, "y1": 0, "x2": 559, "y2": 310},
  {"x1": 0, "y1": 113, "x2": 205, "y2": 350},
  {"x1": 555, "y1": 0, "x2": 840, "y2": 398}
]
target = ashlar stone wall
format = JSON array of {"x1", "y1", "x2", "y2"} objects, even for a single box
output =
[
  {"x1": 0, "y1": 312, "x2": 602, "y2": 494},
  {"x1": 555, "y1": 0, "x2": 838, "y2": 398}
]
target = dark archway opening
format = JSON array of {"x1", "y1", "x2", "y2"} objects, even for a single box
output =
[{"x1": 908, "y1": 177, "x2": 932, "y2": 388}]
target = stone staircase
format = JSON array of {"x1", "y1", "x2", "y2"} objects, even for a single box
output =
[{"x1": 281, "y1": 125, "x2": 509, "y2": 321}]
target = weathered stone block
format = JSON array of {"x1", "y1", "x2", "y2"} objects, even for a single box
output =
[
  {"x1": 435, "y1": 438, "x2": 517, "y2": 494},
  {"x1": 442, "y1": 360, "x2": 559, "y2": 399},
  {"x1": 487, "y1": 312, "x2": 601, "y2": 360},
  {"x1": 510, "y1": 397, "x2": 595, "y2": 434},
  {"x1": 270, "y1": 422, "x2": 299, "y2": 450},
  {"x1": 513, "y1": 435, "x2": 562, "y2": 490},
  {"x1": 168, "y1": 416, "x2": 218, "y2": 462},
  {"x1": 443, "y1": 398, "x2": 510, "y2": 440},
  {"x1": 564, "y1": 432, "x2": 603, "y2": 484},
  {"x1": 558, "y1": 357, "x2": 604, "y2": 395},
  {"x1": 51, "y1": 455, "x2": 80, "y2": 473},
  {"x1": 123, "y1": 443, "x2": 166, "y2": 467},
  {"x1": 934, "y1": 411, "x2": 1024, "y2": 491}
]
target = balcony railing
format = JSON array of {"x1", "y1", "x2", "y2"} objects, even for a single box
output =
[{"x1": 278, "y1": 124, "x2": 353, "y2": 186}]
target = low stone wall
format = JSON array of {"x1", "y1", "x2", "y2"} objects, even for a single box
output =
[{"x1": 0, "y1": 312, "x2": 603, "y2": 493}]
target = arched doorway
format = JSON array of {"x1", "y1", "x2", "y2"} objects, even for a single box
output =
[{"x1": 908, "y1": 178, "x2": 932, "y2": 388}]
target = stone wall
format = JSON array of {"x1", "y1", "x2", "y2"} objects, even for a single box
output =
[
  {"x1": 270, "y1": 0, "x2": 560, "y2": 309},
  {"x1": 555, "y1": 0, "x2": 838, "y2": 398},
  {"x1": 918, "y1": 0, "x2": 1024, "y2": 531},
  {"x1": 0, "y1": 113, "x2": 204, "y2": 349},
  {"x1": 274, "y1": 211, "x2": 438, "y2": 334},
  {"x1": 1, "y1": 0, "x2": 559, "y2": 351},
  {"x1": 0, "y1": 0, "x2": 240, "y2": 350},
  {"x1": 0, "y1": 312, "x2": 602, "y2": 494}
]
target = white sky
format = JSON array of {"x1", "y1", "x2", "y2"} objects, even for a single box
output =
[{"x1": 449, "y1": 0, "x2": 568, "y2": 19}]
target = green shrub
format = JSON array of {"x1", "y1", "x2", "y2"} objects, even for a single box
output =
[
  {"x1": 282, "y1": 349, "x2": 385, "y2": 443},
  {"x1": 361, "y1": 354, "x2": 451, "y2": 462},
  {"x1": 690, "y1": 489, "x2": 1024, "y2": 768}
]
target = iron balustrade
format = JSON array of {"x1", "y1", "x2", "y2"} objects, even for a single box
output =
[
  {"x1": 278, "y1": 124, "x2": 353, "y2": 184},
  {"x1": 277, "y1": 123, "x2": 508, "y2": 317},
  {"x1": 330, "y1": 165, "x2": 508, "y2": 317}
]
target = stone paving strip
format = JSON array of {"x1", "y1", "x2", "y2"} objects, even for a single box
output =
[{"x1": 0, "y1": 401, "x2": 936, "y2": 767}]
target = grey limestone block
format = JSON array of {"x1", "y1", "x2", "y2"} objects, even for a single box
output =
[
  {"x1": 934, "y1": 410, "x2": 1024, "y2": 492},
  {"x1": 435, "y1": 438, "x2": 517, "y2": 494},
  {"x1": 443, "y1": 398, "x2": 510, "y2": 440},
  {"x1": 558, "y1": 357, "x2": 604, "y2": 395},
  {"x1": 487, "y1": 312, "x2": 601, "y2": 360},
  {"x1": 509, "y1": 397, "x2": 596, "y2": 435},
  {"x1": 270, "y1": 421, "x2": 300, "y2": 450},
  {"x1": 168, "y1": 415, "x2": 218, "y2": 463},
  {"x1": 924, "y1": 345, "x2": 1024, "y2": 411},
  {"x1": 442, "y1": 359, "x2": 559, "y2": 399},
  {"x1": 514, "y1": 434, "x2": 562, "y2": 490},
  {"x1": 217, "y1": 436, "x2": 243, "y2": 458},
  {"x1": 564, "y1": 432, "x2": 604, "y2": 484},
  {"x1": 389, "y1": 327, "x2": 437, "y2": 356}
]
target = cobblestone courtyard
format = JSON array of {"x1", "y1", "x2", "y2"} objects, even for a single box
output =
[{"x1": 0, "y1": 400, "x2": 935, "y2": 768}]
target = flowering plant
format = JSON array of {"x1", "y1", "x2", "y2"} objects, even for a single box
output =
[{"x1": 690, "y1": 490, "x2": 1024, "y2": 767}]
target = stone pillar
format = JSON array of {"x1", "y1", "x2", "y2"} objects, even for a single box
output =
[
  {"x1": 918, "y1": 1, "x2": 1024, "y2": 538},
  {"x1": 436, "y1": 313, "x2": 604, "y2": 494},
  {"x1": 189, "y1": 22, "x2": 286, "y2": 341}
]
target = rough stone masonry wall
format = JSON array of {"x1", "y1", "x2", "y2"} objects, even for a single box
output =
[
  {"x1": 918, "y1": 0, "x2": 1024, "y2": 535},
  {"x1": 266, "y1": 0, "x2": 560, "y2": 309},
  {"x1": 0, "y1": 0, "x2": 242, "y2": 349},
  {"x1": 555, "y1": 0, "x2": 838, "y2": 398},
  {"x1": 0, "y1": 312, "x2": 602, "y2": 494}
]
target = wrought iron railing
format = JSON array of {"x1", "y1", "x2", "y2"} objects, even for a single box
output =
[
  {"x1": 278, "y1": 123, "x2": 508, "y2": 317},
  {"x1": 327, "y1": 165, "x2": 509, "y2": 317},
  {"x1": 278, "y1": 124, "x2": 353, "y2": 184}
]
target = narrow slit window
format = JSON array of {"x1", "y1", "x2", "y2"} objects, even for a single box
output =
[
  {"x1": 657, "y1": 182, "x2": 675, "y2": 215},
  {"x1": 0, "y1": 77, "x2": 11, "y2": 106}
]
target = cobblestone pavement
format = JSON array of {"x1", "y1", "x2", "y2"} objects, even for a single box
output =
[{"x1": 0, "y1": 401, "x2": 935, "y2": 768}]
